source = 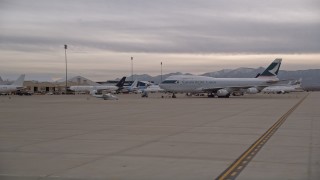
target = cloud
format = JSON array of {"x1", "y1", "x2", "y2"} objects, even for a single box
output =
[
  {"x1": 0, "y1": 0, "x2": 319, "y2": 80},
  {"x1": 1, "y1": 0, "x2": 319, "y2": 54}
]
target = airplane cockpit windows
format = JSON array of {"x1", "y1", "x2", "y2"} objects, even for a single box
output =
[{"x1": 162, "y1": 80, "x2": 178, "y2": 84}]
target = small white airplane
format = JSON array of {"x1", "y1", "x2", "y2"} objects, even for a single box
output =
[
  {"x1": 262, "y1": 79, "x2": 303, "y2": 94},
  {"x1": 0, "y1": 74, "x2": 25, "y2": 94},
  {"x1": 69, "y1": 77, "x2": 126, "y2": 93},
  {"x1": 143, "y1": 84, "x2": 164, "y2": 93},
  {"x1": 90, "y1": 90, "x2": 118, "y2": 100},
  {"x1": 139, "y1": 84, "x2": 165, "y2": 98},
  {"x1": 159, "y1": 59, "x2": 282, "y2": 98}
]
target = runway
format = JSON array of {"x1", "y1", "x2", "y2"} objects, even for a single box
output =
[{"x1": 0, "y1": 92, "x2": 319, "y2": 179}]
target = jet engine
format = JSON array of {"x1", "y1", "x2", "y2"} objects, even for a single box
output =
[
  {"x1": 216, "y1": 89, "x2": 230, "y2": 97},
  {"x1": 246, "y1": 87, "x2": 259, "y2": 94},
  {"x1": 90, "y1": 90, "x2": 98, "y2": 95},
  {"x1": 277, "y1": 90, "x2": 286, "y2": 94}
]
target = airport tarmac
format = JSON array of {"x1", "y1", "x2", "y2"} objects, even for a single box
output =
[{"x1": 0, "y1": 92, "x2": 319, "y2": 179}]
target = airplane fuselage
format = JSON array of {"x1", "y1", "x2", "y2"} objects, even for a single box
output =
[
  {"x1": 0, "y1": 85, "x2": 23, "y2": 93},
  {"x1": 159, "y1": 75, "x2": 277, "y2": 93},
  {"x1": 69, "y1": 85, "x2": 118, "y2": 92},
  {"x1": 69, "y1": 76, "x2": 126, "y2": 93}
]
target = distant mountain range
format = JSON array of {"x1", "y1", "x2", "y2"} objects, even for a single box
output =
[{"x1": 126, "y1": 67, "x2": 320, "y2": 87}]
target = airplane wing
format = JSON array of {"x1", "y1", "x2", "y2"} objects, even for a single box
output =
[
  {"x1": 266, "y1": 79, "x2": 296, "y2": 84},
  {"x1": 200, "y1": 85, "x2": 270, "y2": 93}
]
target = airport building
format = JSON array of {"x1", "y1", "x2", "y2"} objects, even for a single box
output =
[
  {"x1": 23, "y1": 81, "x2": 69, "y2": 94},
  {"x1": 21, "y1": 76, "x2": 152, "y2": 94},
  {"x1": 23, "y1": 76, "x2": 97, "y2": 94}
]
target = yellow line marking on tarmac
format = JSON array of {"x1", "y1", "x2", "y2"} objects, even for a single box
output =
[{"x1": 216, "y1": 93, "x2": 309, "y2": 180}]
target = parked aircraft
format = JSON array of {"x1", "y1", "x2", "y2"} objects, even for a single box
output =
[
  {"x1": 122, "y1": 79, "x2": 138, "y2": 93},
  {"x1": 143, "y1": 84, "x2": 164, "y2": 93},
  {"x1": 0, "y1": 74, "x2": 25, "y2": 94},
  {"x1": 69, "y1": 77, "x2": 126, "y2": 93},
  {"x1": 262, "y1": 79, "x2": 303, "y2": 94},
  {"x1": 159, "y1": 59, "x2": 282, "y2": 98},
  {"x1": 89, "y1": 90, "x2": 118, "y2": 100},
  {"x1": 139, "y1": 84, "x2": 165, "y2": 98}
]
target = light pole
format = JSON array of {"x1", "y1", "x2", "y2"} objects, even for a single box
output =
[
  {"x1": 64, "y1": 44, "x2": 68, "y2": 95},
  {"x1": 131, "y1": 56, "x2": 133, "y2": 82},
  {"x1": 161, "y1": 62, "x2": 163, "y2": 83}
]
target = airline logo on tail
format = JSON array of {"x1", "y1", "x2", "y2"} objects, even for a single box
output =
[
  {"x1": 116, "y1": 77, "x2": 126, "y2": 88},
  {"x1": 259, "y1": 58, "x2": 282, "y2": 77}
]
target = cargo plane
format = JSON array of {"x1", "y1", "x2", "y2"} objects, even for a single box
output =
[{"x1": 159, "y1": 59, "x2": 282, "y2": 98}]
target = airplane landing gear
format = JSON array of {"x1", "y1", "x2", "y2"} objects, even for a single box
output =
[
  {"x1": 218, "y1": 94, "x2": 230, "y2": 98},
  {"x1": 172, "y1": 93, "x2": 176, "y2": 98},
  {"x1": 208, "y1": 93, "x2": 215, "y2": 98}
]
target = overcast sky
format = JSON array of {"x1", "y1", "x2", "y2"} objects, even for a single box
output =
[{"x1": 0, "y1": 0, "x2": 319, "y2": 81}]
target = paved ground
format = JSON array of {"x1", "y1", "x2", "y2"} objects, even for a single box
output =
[{"x1": 0, "y1": 92, "x2": 319, "y2": 179}]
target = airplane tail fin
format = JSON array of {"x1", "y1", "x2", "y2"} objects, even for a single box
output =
[
  {"x1": 116, "y1": 77, "x2": 126, "y2": 88},
  {"x1": 130, "y1": 79, "x2": 138, "y2": 88},
  {"x1": 12, "y1": 74, "x2": 25, "y2": 86},
  {"x1": 259, "y1": 58, "x2": 282, "y2": 78}
]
